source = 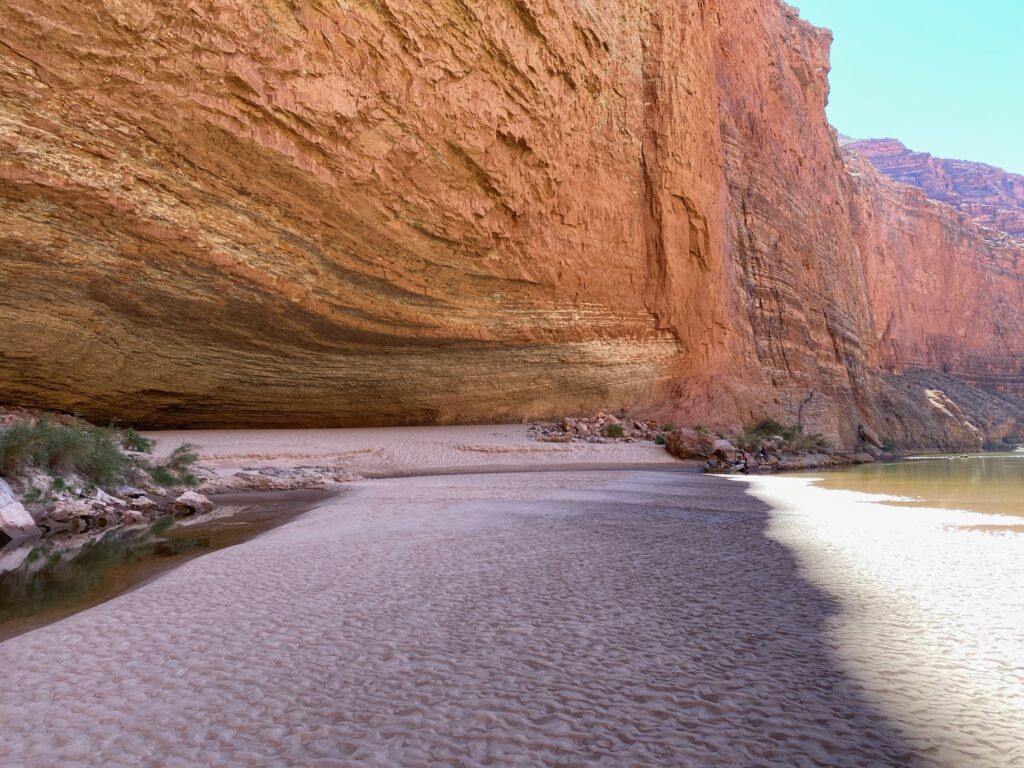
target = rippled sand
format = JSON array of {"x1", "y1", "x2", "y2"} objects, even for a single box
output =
[{"x1": 0, "y1": 470, "x2": 922, "y2": 767}]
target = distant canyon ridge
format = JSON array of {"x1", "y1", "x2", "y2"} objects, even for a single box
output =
[
  {"x1": 1, "y1": 0, "x2": 1022, "y2": 450},
  {"x1": 844, "y1": 137, "x2": 1024, "y2": 239}
]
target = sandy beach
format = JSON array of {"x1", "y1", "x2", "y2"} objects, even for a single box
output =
[{"x1": 0, "y1": 427, "x2": 1020, "y2": 766}]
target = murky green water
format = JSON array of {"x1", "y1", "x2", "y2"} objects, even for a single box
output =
[
  {"x1": 0, "y1": 490, "x2": 332, "y2": 641},
  {"x1": 792, "y1": 451, "x2": 1024, "y2": 518}
]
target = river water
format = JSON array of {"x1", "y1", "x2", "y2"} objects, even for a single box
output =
[
  {"x1": 0, "y1": 489, "x2": 332, "y2": 641},
  {"x1": 791, "y1": 450, "x2": 1024, "y2": 520}
]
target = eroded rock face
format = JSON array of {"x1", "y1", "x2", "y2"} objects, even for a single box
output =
[
  {"x1": 0, "y1": 0, "x2": 726, "y2": 427},
  {"x1": 1, "y1": 0, "x2": 1023, "y2": 449},
  {"x1": 845, "y1": 138, "x2": 1024, "y2": 238}
]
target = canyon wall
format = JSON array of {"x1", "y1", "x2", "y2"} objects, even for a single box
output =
[
  {"x1": 846, "y1": 138, "x2": 1024, "y2": 238},
  {"x1": 0, "y1": 0, "x2": 736, "y2": 428},
  {"x1": 1, "y1": 0, "x2": 1022, "y2": 447},
  {"x1": 846, "y1": 153, "x2": 1024, "y2": 401}
]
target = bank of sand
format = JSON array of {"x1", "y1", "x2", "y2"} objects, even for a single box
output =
[
  {"x1": 0, "y1": 427, "x2": 1019, "y2": 766},
  {"x1": 145, "y1": 424, "x2": 679, "y2": 481}
]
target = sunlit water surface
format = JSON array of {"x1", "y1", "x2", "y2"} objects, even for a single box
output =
[
  {"x1": 792, "y1": 451, "x2": 1024, "y2": 520},
  {"x1": 741, "y1": 452, "x2": 1024, "y2": 766}
]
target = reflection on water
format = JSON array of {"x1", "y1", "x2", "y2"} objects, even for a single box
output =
[
  {"x1": 792, "y1": 452, "x2": 1024, "y2": 518},
  {"x1": 0, "y1": 490, "x2": 332, "y2": 642}
]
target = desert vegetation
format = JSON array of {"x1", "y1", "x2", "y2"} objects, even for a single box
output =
[
  {"x1": 736, "y1": 419, "x2": 830, "y2": 452},
  {"x1": 0, "y1": 417, "x2": 198, "y2": 491}
]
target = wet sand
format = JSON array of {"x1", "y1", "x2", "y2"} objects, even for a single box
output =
[{"x1": 0, "y1": 469, "x2": 921, "y2": 767}]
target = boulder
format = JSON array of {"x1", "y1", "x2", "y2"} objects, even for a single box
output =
[
  {"x1": 0, "y1": 478, "x2": 41, "y2": 542},
  {"x1": 114, "y1": 485, "x2": 147, "y2": 498},
  {"x1": 712, "y1": 439, "x2": 739, "y2": 461},
  {"x1": 664, "y1": 429, "x2": 719, "y2": 460},
  {"x1": 174, "y1": 491, "x2": 214, "y2": 515},
  {"x1": 46, "y1": 499, "x2": 92, "y2": 522},
  {"x1": 776, "y1": 453, "x2": 833, "y2": 470},
  {"x1": 94, "y1": 488, "x2": 123, "y2": 506}
]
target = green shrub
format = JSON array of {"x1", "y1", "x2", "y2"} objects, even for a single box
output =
[
  {"x1": 140, "y1": 443, "x2": 200, "y2": 487},
  {"x1": 149, "y1": 517, "x2": 175, "y2": 535},
  {"x1": 41, "y1": 422, "x2": 96, "y2": 476},
  {"x1": 661, "y1": 423, "x2": 677, "y2": 432},
  {"x1": 1, "y1": 418, "x2": 202, "y2": 490},
  {"x1": 23, "y1": 488, "x2": 45, "y2": 504},
  {"x1": 0, "y1": 418, "x2": 127, "y2": 484},
  {"x1": 0, "y1": 422, "x2": 38, "y2": 475},
  {"x1": 694, "y1": 424, "x2": 709, "y2": 434},
  {"x1": 146, "y1": 464, "x2": 178, "y2": 487},
  {"x1": 752, "y1": 419, "x2": 800, "y2": 441},
  {"x1": 121, "y1": 428, "x2": 155, "y2": 453},
  {"x1": 167, "y1": 444, "x2": 199, "y2": 473},
  {"x1": 738, "y1": 419, "x2": 806, "y2": 451},
  {"x1": 983, "y1": 435, "x2": 1022, "y2": 451},
  {"x1": 792, "y1": 432, "x2": 830, "y2": 452},
  {"x1": 602, "y1": 423, "x2": 625, "y2": 439},
  {"x1": 655, "y1": 434, "x2": 667, "y2": 446}
]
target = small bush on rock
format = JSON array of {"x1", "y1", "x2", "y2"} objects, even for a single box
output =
[
  {"x1": 139, "y1": 443, "x2": 200, "y2": 488},
  {"x1": 121, "y1": 428, "x2": 155, "y2": 453},
  {"x1": 737, "y1": 419, "x2": 831, "y2": 452},
  {"x1": 791, "y1": 432, "x2": 830, "y2": 452},
  {"x1": 22, "y1": 488, "x2": 45, "y2": 504},
  {"x1": 602, "y1": 424, "x2": 625, "y2": 439}
]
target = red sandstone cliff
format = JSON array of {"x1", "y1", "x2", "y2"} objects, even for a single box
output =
[
  {"x1": 1, "y1": 0, "x2": 1022, "y2": 449},
  {"x1": 845, "y1": 138, "x2": 1024, "y2": 238}
]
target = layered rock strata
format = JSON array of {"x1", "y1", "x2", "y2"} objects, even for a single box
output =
[
  {"x1": 845, "y1": 138, "x2": 1024, "y2": 238},
  {"x1": 1, "y1": 0, "x2": 1023, "y2": 449}
]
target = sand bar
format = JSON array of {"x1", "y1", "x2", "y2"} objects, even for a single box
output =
[
  {"x1": 145, "y1": 424, "x2": 680, "y2": 479},
  {"x1": 0, "y1": 463, "x2": 922, "y2": 767}
]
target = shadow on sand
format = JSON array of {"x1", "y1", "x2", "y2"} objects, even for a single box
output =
[{"x1": 557, "y1": 469, "x2": 925, "y2": 767}]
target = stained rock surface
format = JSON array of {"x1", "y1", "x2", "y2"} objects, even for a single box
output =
[{"x1": 1, "y1": 0, "x2": 1023, "y2": 448}]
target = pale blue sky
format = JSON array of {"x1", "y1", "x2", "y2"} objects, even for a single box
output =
[{"x1": 792, "y1": 1, "x2": 1023, "y2": 174}]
